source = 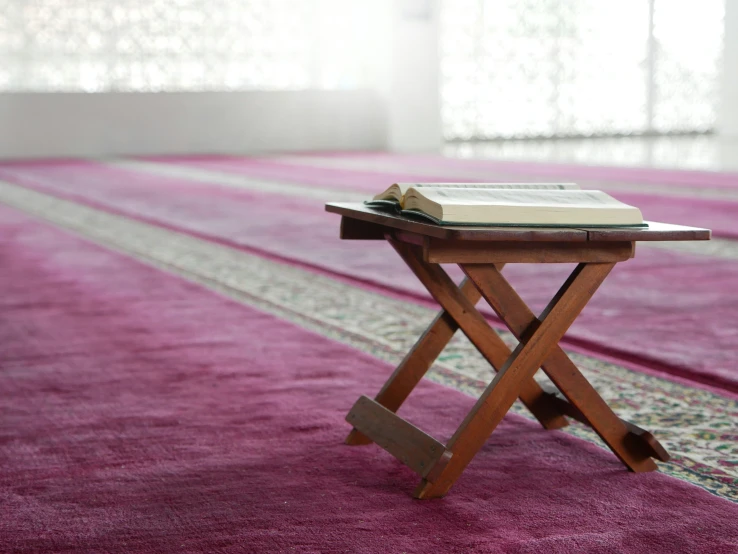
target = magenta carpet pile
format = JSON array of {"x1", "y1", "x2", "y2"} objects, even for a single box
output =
[
  {"x1": 1, "y1": 158, "x2": 738, "y2": 392},
  {"x1": 2, "y1": 205, "x2": 738, "y2": 553},
  {"x1": 362, "y1": 152, "x2": 738, "y2": 189},
  {"x1": 150, "y1": 154, "x2": 738, "y2": 239}
]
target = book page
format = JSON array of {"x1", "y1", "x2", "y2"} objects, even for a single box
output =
[
  {"x1": 394, "y1": 182, "x2": 579, "y2": 196},
  {"x1": 412, "y1": 187, "x2": 630, "y2": 208}
]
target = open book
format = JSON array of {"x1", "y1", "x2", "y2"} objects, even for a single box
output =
[{"x1": 365, "y1": 183, "x2": 645, "y2": 227}]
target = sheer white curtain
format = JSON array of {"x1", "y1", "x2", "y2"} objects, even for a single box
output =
[
  {"x1": 0, "y1": 0, "x2": 378, "y2": 92},
  {"x1": 440, "y1": 0, "x2": 724, "y2": 139}
]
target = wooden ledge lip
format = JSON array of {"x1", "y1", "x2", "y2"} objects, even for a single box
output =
[
  {"x1": 579, "y1": 222, "x2": 711, "y2": 242},
  {"x1": 327, "y1": 203, "x2": 710, "y2": 242},
  {"x1": 424, "y1": 239, "x2": 634, "y2": 264}
]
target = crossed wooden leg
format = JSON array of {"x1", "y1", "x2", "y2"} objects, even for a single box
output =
[
  {"x1": 346, "y1": 249, "x2": 569, "y2": 447},
  {"x1": 461, "y1": 264, "x2": 668, "y2": 471},
  {"x1": 345, "y1": 240, "x2": 668, "y2": 499}
]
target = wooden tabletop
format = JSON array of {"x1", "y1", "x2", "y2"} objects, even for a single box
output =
[{"x1": 326, "y1": 202, "x2": 711, "y2": 242}]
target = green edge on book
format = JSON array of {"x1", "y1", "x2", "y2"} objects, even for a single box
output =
[{"x1": 362, "y1": 200, "x2": 649, "y2": 229}]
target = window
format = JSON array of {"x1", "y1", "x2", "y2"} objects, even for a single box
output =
[
  {"x1": 440, "y1": 0, "x2": 724, "y2": 139},
  {"x1": 0, "y1": 0, "x2": 375, "y2": 92}
]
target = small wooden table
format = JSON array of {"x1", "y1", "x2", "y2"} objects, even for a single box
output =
[{"x1": 326, "y1": 202, "x2": 711, "y2": 499}]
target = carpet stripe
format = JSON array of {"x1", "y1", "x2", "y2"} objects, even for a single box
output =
[
  {"x1": 2, "y1": 201, "x2": 737, "y2": 552},
  {"x1": 2, "y1": 160, "x2": 738, "y2": 394},
  {"x1": 124, "y1": 155, "x2": 738, "y2": 239},
  {"x1": 268, "y1": 152, "x2": 738, "y2": 193}
]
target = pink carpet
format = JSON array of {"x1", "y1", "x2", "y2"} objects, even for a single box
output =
[
  {"x1": 369, "y1": 152, "x2": 738, "y2": 189},
  {"x1": 151, "y1": 154, "x2": 738, "y2": 240},
  {"x1": 1, "y1": 160, "x2": 738, "y2": 393},
  {"x1": 234, "y1": 150, "x2": 738, "y2": 189},
  {"x1": 2, "y1": 204, "x2": 738, "y2": 553}
]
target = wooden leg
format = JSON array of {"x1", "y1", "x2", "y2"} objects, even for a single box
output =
[
  {"x1": 461, "y1": 263, "x2": 663, "y2": 472},
  {"x1": 389, "y1": 240, "x2": 569, "y2": 431},
  {"x1": 346, "y1": 278, "x2": 483, "y2": 445},
  {"x1": 415, "y1": 263, "x2": 614, "y2": 499}
]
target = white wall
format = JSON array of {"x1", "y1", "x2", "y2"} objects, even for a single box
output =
[
  {"x1": 720, "y1": 0, "x2": 738, "y2": 138},
  {"x1": 0, "y1": 90, "x2": 387, "y2": 160},
  {"x1": 386, "y1": 0, "x2": 442, "y2": 153},
  {"x1": 0, "y1": 1, "x2": 446, "y2": 160}
]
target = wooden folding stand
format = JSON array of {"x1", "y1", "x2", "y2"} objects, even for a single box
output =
[{"x1": 327, "y1": 202, "x2": 710, "y2": 499}]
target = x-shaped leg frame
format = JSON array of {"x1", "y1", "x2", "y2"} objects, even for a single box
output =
[{"x1": 345, "y1": 238, "x2": 669, "y2": 499}]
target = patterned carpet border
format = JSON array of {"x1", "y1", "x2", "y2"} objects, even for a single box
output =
[{"x1": 0, "y1": 178, "x2": 736, "y2": 502}]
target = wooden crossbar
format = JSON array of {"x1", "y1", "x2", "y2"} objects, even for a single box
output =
[{"x1": 346, "y1": 396, "x2": 452, "y2": 478}]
